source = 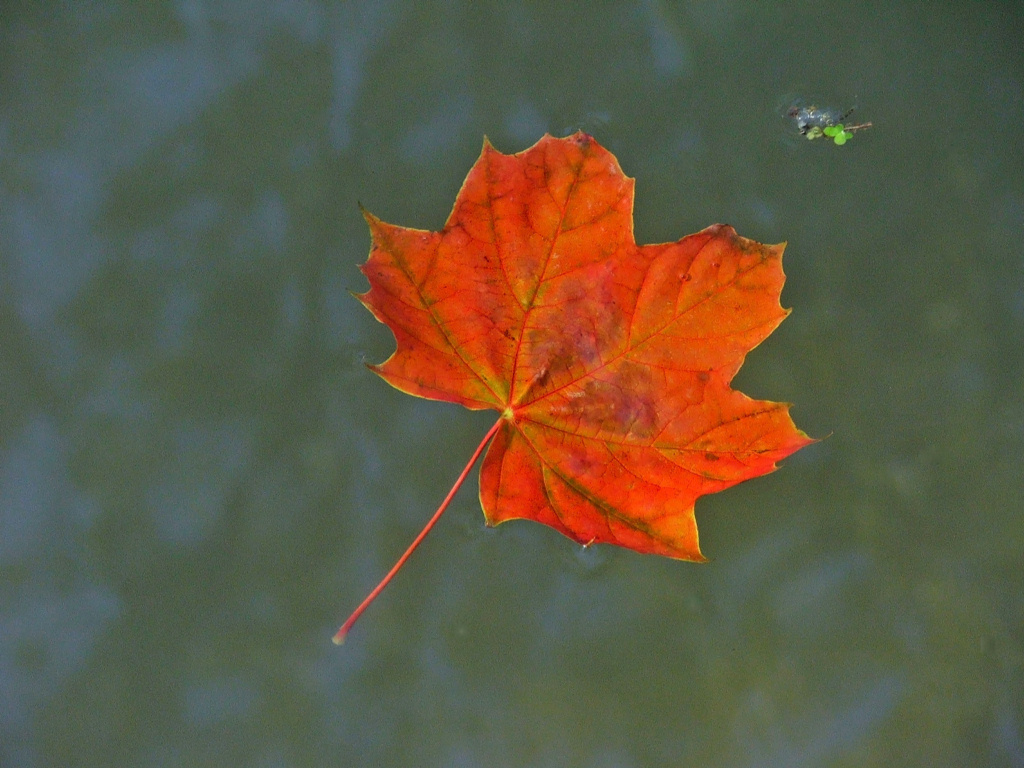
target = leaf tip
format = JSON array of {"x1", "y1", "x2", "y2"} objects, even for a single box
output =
[
  {"x1": 679, "y1": 534, "x2": 706, "y2": 563},
  {"x1": 360, "y1": 206, "x2": 382, "y2": 227},
  {"x1": 331, "y1": 631, "x2": 346, "y2": 646},
  {"x1": 668, "y1": 542, "x2": 707, "y2": 563},
  {"x1": 348, "y1": 286, "x2": 372, "y2": 309}
]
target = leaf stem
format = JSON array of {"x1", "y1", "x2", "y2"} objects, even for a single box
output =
[{"x1": 333, "y1": 416, "x2": 506, "y2": 644}]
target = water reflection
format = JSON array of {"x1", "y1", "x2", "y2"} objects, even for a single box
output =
[
  {"x1": 2, "y1": 1, "x2": 1023, "y2": 766},
  {"x1": 0, "y1": 419, "x2": 120, "y2": 763}
]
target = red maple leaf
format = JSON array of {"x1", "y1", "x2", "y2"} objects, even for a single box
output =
[{"x1": 335, "y1": 133, "x2": 812, "y2": 643}]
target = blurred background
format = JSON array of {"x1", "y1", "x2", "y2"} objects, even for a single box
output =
[{"x1": 1, "y1": 2, "x2": 1022, "y2": 766}]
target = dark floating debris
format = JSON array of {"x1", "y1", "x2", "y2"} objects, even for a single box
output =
[{"x1": 787, "y1": 102, "x2": 872, "y2": 146}]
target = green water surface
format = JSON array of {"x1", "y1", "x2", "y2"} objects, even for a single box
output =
[{"x1": 1, "y1": 2, "x2": 1022, "y2": 766}]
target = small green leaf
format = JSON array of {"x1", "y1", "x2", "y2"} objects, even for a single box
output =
[
  {"x1": 833, "y1": 131, "x2": 849, "y2": 146},
  {"x1": 823, "y1": 125, "x2": 841, "y2": 137}
]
